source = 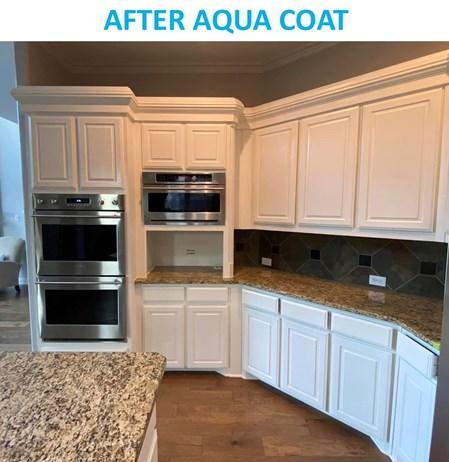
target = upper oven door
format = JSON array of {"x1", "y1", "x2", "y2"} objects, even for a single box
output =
[
  {"x1": 33, "y1": 214, "x2": 125, "y2": 276},
  {"x1": 144, "y1": 187, "x2": 225, "y2": 225}
]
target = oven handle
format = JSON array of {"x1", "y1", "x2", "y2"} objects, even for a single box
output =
[
  {"x1": 32, "y1": 214, "x2": 123, "y2": 219},
  {"x1": 36, "y1": 279, "x2": 123, "y2": 286}
]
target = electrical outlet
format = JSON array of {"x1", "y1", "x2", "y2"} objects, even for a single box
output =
[
  {"x1": 369, "y1": 275, "x2": 387, "y2": 287},
  {"x1": 186, "y1": 249, "x2": 196, "y2": 255},
  {"x1": 261, "y1": 257, "x2": 272, "y2": 267}
]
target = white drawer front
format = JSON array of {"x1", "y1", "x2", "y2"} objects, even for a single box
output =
[
  {"x1": 331, "y1": 312, "x2": 394, "y2": 349},
  {"x1": 143, "y1": 286, "x2": 185, "y2": 303},
  {"x1": 186, "y1": 287, "x2": 229, "y2": 303},
  {"x1": 242, "y1": 289, "x2": 279, "y2": 314},
  {"x1": 281, "y1": 299, "x2": 328, "y2": 329},
  {"x1": 397, "y1": 333, "x2": 438, "y2": 378}
]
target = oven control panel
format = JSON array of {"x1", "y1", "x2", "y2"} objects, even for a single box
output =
[{"x1": 33, "y1": 194, "x2": 125, "y2": 211}]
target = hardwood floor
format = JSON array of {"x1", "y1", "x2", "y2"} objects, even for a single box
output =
[
  {"x1": 0, "y1": 286, "x2": 31, "y2": 351},
  {"x1": 157, "y1": 372, "x2": 390, "y2": 462}
]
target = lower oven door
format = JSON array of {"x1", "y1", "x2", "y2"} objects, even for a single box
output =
[
  {"x1": 144, "y1": 188, "x2": 224, "y2": 224},
  {"x1": 37, "y1": 277, "x2": 126, "y2": 341}
]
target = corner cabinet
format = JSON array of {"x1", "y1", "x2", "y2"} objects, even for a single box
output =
[
  {"x1": 30, "y1": 116, "x2": 78, "y2": 191},
  {"x1": 30, "y1": 114, "x2": 125, "y2": 192},
  {"x1": 297, "y1": 107, "x2": 359, "y2": 228},
  {"x1": 253, "y1": 121, "x2": 299, "y2": 225},
  {"x1": 357, "y1": 89, "x2": 443, "y2": 232}
]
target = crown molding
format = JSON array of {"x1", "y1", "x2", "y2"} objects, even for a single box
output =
[{"x1": 244, "y1": 50, "x2": 449, "y2": 129}]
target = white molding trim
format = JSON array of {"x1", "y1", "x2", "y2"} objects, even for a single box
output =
[{"x1": 244, "y1": 50, "x2": 449, "y2": 129}]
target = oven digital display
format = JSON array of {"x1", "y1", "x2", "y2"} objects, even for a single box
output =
[{"x1": 66, "y1": 197, "x2": 90, "y2": 205}]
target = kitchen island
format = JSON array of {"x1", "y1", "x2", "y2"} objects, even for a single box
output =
[{"x1": 0, "y1": 352, "x2": 166, "y2": 462}]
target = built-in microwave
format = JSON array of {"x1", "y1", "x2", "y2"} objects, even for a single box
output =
[{"x1": 143, "y1": 172, "x2": 225, "y2": 225}]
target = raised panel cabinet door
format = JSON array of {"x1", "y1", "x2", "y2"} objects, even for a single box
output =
[
  {"x1": 280, "y1": 319, "x2": 328, "y2": 411},
  {"x1": 143, "y1": 305, "x2": 185, "y2": 369},
  {"x1": 142, "y1": 123, "x2": 184, "y2": 169},
  {"x1": 31, "y1": 116, "x2": 77, "y2": 191},
  {"x1": 357, "y1": 89, "x2": 443, "y2": 231},
  {"x1": 77, "y1": 117, "x2": 124, "y2": 189},
  {"x1": 298, "y1": 107, "x2": 359, "y2": 227},
  {"x1": 243, "y1": 307, "x2": 280, "y2": 387},
  {"x1": 253, "y1": 121, "x2": 299, "y2": 225},
  {"x1": 186, "y1": 305, "x2": 229, "y2": 368},
  {"x1": 329, "y1": 334, "x2": 393, "y2": 440},
  {"x1": 186, "y1": 124, "x2": 227, "y2": 169},
  {"x1": 392, "y1": 359, "x2": 436, "y2": 462}
]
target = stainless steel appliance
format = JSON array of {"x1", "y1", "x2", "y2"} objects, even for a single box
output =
[
  {"x1": 143, "y1": 172, "x2": 225, "y2": 225},
  {"x1": 37, "y1": 276, "x2": 125, "y2": 340},
  {"x1": 32, "y1": 193, "x2": 126, "y2": 341},
  {"x1": 33, "y1": 193, "x2": 125, "y2": 276}
]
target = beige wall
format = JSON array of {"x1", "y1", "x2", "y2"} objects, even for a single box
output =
[
  {"x1": 13, "y1": 42, "x2": 449, "y2": 106},
  {"x1": 263, "y1": 42, "x2": 449, "y2": 103},
  {"x1": 14, "y1": 43, "x2": 71, "y2": 86}
]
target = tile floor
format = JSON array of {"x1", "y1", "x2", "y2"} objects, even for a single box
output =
[
  {"x1": 0, "y1": 286, "x2": 31, "y2": 351},
  {"x1": 157, "y1": 372, "x2": 390, "y2": 462}
]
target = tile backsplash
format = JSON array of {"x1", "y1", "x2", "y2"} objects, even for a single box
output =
[{"x1": 235, "y1": 230, "x2": 448, "y2": 299}]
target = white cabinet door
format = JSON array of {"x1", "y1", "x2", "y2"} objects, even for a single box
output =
[
  {"x1": 186, "y1": 124, "x2": 227, "y2": 169},
  {"x1": 298, "y1": 107, "x2": 359, "y2": 227},
  {"x1": 77, "y1": 117, "x2": 124, "y2": 189},
  {"x1": 392, "y1": 359, "x2": 436, "y2": 462},
  {"x1": 280, "y1": 319, "x2": 328, "y2": 411},
  {"x1": 357, "y1": 89, "x2": 443, "y2": 231},
  {"x1": 31, "y1": 116, "x2": 77, "y2": 191},
  {"x1": 143, "y1": 305, "x2": 185, "y2": 369},
  {"x1": 329, "y1": 334, "x2": 393, "y2": 440},
  {"x1": 142, "y1": 123, "x2": 184, "y2": 169},
  {"x1": 253, "y1": 121, "x2": 299, "y2": 225},
  {"x1": 243, "y1": 307, "x2": 280, "y2": 387},
  {"x1": 186, "y1": 305, "x2": 229, "y2": 368}
]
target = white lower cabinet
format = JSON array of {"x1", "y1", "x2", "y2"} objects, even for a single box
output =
[
  {"x1": 329, "y1": 334, "x2": 393, "y2": 440},
  {"x1": 243, "y1": 307, "x2": 280, "y2": 387},
  {"x1": 186, "y1": 305, "x2": 229, "y2": 369},
  {"x1": 392, "y1": 360, "x2": 436, "y2": 462},
  {"x1": 280, "y1": 319, "x2": 328, "y2": 411},
  {"x1": 143, "y1": 305, "x2": 185, "y2": 369}
]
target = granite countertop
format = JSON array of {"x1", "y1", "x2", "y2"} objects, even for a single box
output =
[
  {"x1": 137, "y1": 266, "x2": 443, "y2": 346},
  {"x1": 0, "y1": 352, "x2": 166, "y2": 462}
]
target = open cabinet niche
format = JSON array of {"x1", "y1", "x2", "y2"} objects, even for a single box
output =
[{"x1": 146, "y1": 231, "x2": 224, "y2": 272}]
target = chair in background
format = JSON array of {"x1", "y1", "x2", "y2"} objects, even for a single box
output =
[{"x1": 0, "y1": 237, "x2": 25, "y2": 293}]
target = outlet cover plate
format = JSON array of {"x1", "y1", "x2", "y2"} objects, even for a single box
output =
[
  {"x1": 261, "y1": 257, "x2": 272, "y2": 267},
  {"x1": 369, "y1": 275, "x2": 387, "y2": 287}
]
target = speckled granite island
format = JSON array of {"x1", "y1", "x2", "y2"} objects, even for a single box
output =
[
  {"x1": 137, "y1": 266, "x2": 443, "y2": 346},
  {"x1": 0, "y1": 352, "x2": 166, "y2": 462}
]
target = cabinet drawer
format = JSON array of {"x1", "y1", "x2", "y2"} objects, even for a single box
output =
[
  {"x1": 281, "y1": 299, "x2": 328, "y2": 329},
  {"x1": 397, "y1": 333, "x2": 438, "y2": 378},
  {"x1": 331, "y1": 312, "x2": 394, "y2": 349},
  {"x1": 186, "y1": 287, "x2": 228, "y2": 303},
  {"x1": 242, "y1": 289, "x2": 279, "y2": 314},
  {"x1": 143, "y1": 286, "x2": 184, "y2": 302}
]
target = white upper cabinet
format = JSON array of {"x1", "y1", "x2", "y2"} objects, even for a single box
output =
[
  {"x1": 253, "y1": 121, "x2": 299, "y2": 225},
  {"x1": 31, "y1": 116, "x2": 77, "y2": 191},
  {"x1": 186, "y1": 124, "x2": 227, "y2": 169},
  {"x1": 298, "y1": 108, "x2": 359, "y2": 227},
  {"x1": 357, "y1": 89, "x2": 443, "y2": 232},
  {"x1": 142, "y1": 123, "x2": 184, "y2": 170},
  {"x1": 77, "y1": 117, "x2": 124, "y2": 189}
]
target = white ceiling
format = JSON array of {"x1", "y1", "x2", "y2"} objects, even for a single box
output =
[{"x1": 38, "y1": 42, "x2": 335, "y2": 75}]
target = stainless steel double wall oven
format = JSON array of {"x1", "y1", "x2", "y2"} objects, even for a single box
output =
[{"x1": 33, "y1": 193, "x2": 126, "y2": 341}]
